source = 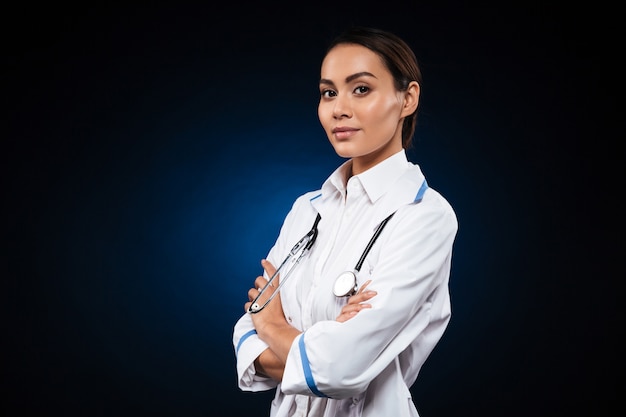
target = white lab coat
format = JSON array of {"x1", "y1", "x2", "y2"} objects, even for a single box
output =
[{"x1": 233, "y1": 150, "x2": 458, "y2": 417}]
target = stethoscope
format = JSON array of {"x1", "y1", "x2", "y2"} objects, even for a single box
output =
[
  {"x1": 248, "y1": 211, "x2": 395, "y2": 314},
  {"x1": 247, "y1": 179, "x2": 428, "y2": 314}
]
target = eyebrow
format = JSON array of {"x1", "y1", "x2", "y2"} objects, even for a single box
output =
[{"x1": 319, "y1": 71, "x2": 377, "y2": 86}]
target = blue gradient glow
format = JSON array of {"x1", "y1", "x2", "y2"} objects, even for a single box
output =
[{"x1": 4, "y1": 3, "x2": 617, "y2": 417}]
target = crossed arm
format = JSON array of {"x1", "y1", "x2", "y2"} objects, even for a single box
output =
[{"x1": 244, "y1": 259, "x2": 376, "y2": 381}]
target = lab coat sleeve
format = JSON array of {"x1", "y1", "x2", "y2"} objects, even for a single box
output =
[
  {"x1": 232, "y1": 236, "x2": 288, "y2": 392},
  {"x1": 280, "y1": 191, "x2": 458, "y2": 399},
  {"x1": 232, "y1": 311, "x2": 277, "y2": 391},
  {"x1": 232, "y1": 193, "x2": 316, "y2": 391}
]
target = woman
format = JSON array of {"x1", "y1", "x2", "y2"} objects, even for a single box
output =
[{"x1": 233, "y1": 26, "x2": 458, "y2": 416}]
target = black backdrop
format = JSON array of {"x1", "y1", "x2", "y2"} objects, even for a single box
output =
[{"x1": 3, "y1": 2, "x2": 621, "y2": 416}]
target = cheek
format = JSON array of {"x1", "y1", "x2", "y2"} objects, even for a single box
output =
[
  {"x1": 360, "y1": 98, "x2": 400, "y2": 128},
  {"x1": 317, "y1": 103, "x2": 330, "y2": 129}
]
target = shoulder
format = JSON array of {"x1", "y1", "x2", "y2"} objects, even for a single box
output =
[
  {"x1": 281, "y1": 189, "x2": 323, "y2": 230},
  {"x1": 421, "y1": 187, "x2": 456, "y2": 218},
  {"x1": 290, "y1": 190, "x2": 323, "y2": 212},
  {"x1": 400, "y1": 185, "x2": 458, "y2": 236}
]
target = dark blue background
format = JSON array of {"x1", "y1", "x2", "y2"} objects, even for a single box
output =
[{"x1": 4, "y1": 2, "x2": 620, "y2": 416}]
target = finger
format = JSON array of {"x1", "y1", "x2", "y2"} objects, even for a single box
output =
[
  {"x1": 357, "y1": 280, "x2": 372, "y2": 294},
  {"x1": 342, "y1": 303, "x2": 371, "y2": 315},
  {"x1": 261, "y1": 259, "x2": 279, "y2": 287},
  {"x1": 336, "y1": 303, "x2": 372, "y2": 322},
  {"x1": 254, "y1": 276, "x2": 270, "y2": 291},
  {"x1": 348, "y1": 289, "x2": 377, "y2": 305},
  {"x1": 248, "y1": 288, "x2": 258, "y2": 301},
  {"x1": 336, "y1": 311, "x2": 357, "y2": 323}
]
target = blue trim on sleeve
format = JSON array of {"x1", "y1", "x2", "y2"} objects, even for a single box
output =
[
  {"x1": 298, "y1": 333, "x2": 329, "y2": 398},
  {"x1": 309, "y1": 193, "x2": 322, "y2": 201},
  {"x1": 236, "y1": 329, "x2": 257, "y2": 355},
  {"x1": 413, "y1": 179, "x2": 428, "y2": 203}
]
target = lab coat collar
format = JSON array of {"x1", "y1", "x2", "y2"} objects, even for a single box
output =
[
  {"x1": 313, "y1": 150, "x2": 426, "y2": 219},
  {"x1": 356, "y1": 149, "x2": 409, "y2": 204}
]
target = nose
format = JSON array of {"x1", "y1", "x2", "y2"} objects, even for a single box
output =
[{"x1": 332, "y1": 94, "x2": 352, "y2": 119}]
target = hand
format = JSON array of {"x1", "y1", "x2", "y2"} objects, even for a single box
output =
[
  {"x1": 245, "y1": 259, "x2": 277, "y2": 314},
  {"x1": 245, "y1": 260, "x2": 290, "y2": 336},
  {"x1": 243, "y1": 259, "x2": 299, "y2": 380},
  {"x1": 336, "y1": 279, "x2": 377, "y2": 322}
]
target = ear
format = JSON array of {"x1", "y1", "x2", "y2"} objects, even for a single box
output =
[{"x1": 400, "y1": 81, "x2": 420, "y2": 118}]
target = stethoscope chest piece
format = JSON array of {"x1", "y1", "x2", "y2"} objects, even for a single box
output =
[{"x1": 333, "y1": 271, "x2": 358, "y2": 297}]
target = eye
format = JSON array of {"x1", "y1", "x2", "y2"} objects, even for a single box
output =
[
  {"x1": 320, "y1": 89, "x2": 337, "y2": 99},
  {"x1": 354, "y1": 85, "x2": 370, "y2": 95}
]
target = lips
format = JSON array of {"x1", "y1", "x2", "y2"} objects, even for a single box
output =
[{"x1": 332, "y1": 126, "x2": 359, "y2": 140}]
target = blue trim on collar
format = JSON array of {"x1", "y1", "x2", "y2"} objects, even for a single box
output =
[
  {"x1": 298, "y1": 333, "x2": 329, "y2": 398},
  {"x1": 310, "y1": 193, "x2": 322, "y2": 201},
  {"x1": 414, "y1": 179, "x2": 428, "y2": 203},
  {"x1": 236, "y1": 329, "x2": 257, "y2": 355}
]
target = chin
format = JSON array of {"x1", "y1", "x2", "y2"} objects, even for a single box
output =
[
  {"x1": 330, "y1": 143, "x2": 358, "y2": 159},
  {"x1": 333, "y1": 150, "x2": 356, "y2": 159}
]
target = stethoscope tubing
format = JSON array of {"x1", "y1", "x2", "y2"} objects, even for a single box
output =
[
  {"x1": 248, "y1": 211, "x2": 395, "y2": 313},
  {"x1": 248, "y1": 214, "x2": 321, "y2": 314},
  {"x1": 247, "y1": 179, "x2": 428, "y2": 314}
]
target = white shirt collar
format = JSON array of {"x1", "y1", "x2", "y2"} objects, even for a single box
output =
[
  {"x1": 356, "y1": 150, "x2": 409, "y2": 203},
  {"x1": 323, "y1": 149, "x2": 410, "y2": 204}
]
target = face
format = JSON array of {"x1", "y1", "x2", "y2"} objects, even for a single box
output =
[{"x1": 318, "y1": 43, "x2": 415, "y2": 175}]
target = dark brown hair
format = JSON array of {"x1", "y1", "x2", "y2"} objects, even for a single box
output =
[{"x1": 325, "y1": 27, "x2": 422, "y2": 148}]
